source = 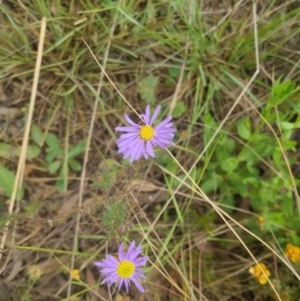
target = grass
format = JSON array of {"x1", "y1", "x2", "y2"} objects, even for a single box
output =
[{"x1": 0, "y1": 0, "x2": 300, "y2": 300}]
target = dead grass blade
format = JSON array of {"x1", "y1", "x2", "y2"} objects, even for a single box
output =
[{"x1": 0, "y1": 17, "x2": 47, "y2": 268}]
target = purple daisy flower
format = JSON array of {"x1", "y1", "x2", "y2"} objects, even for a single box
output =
[
  {"x1": 94, "y1": 241, "x2": 148, "y2": 293},
  {"x1": 115, "y1": 105, "x2": 176, "y2": 163}
]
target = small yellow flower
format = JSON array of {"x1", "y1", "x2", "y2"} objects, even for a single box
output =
[
  {"x1": 258, "y1": 216, "x2": 266, "y2": 226},
  {"x1": 249, "y1": 263, "x2": 270, "y2": 285},
  {"x1": 71, "y1": 269, "x2": 80, "y2": 281},
  {"x1": 285, "y1": 243, "x2": 300, "y2": 263},
  {"x1": 258, "y1": 216, "x2": 265, "y2": 229}
]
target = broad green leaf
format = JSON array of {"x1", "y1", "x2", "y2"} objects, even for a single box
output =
[
  {"x1": 17, "y1": 145, "x2": 41, "y2": 159},
  {"x1": 219, "y1": 193, "x2": 235, "y2": 214},
  {"x1": 168, "y1": 67, "x2": 180, "y2": 79},
  {"x1": 280, "y1": 121, "x2": 295, "y2": 130},
  {"x1": 0, "y1": 143, "x2": 40, "y2": 160},
  {"x1": 237, "y1": 117, "x2": 251, "y2": 140},
  {"x1": 200, "y1": 175, "x2": 220, "y2": 194},
  {"x1": 68, "y1": 159, "x2": 81, "y2": 171},
  {"x1": 68, "y1": 140, "x2": 86, "y2": 158},
  {"x1": 46, "y1": 147, "x2": 63, "y2": 163},
  {"x1": 48, "y1": 160, "x2": 62, "y2": 174},
  {"x1": 220, "y1": 157, "x2": 238, "y2": 173},
  {"x1": 56, "y1": 163, "x2": 69, "y2": 192},
  {"x1": 267, "y1": 77, "x2": 297, "y2": 107},
  {"x1": 137, "y1": 74, "x2": 158, "y2": 104},
  {"x1": 228, "y1": 172, "x2": 248, "y2": 197},
  {"x1": 262, "y1": 212, "x2": 284, "y2": 232},
  {"x1": 0, "y1": 164, "x2": 24, "y2": 200},
  {"x1": 172, "y1": 101, "x2": 186, "y2": 118},
  {"x1": 0, "y1": 143, "x2": 14, "y2": 159},
  {"x1": 46, "y1": 133, "x2": 60, "y2": 149},
  {"x1": 31, "y1": 125, "x2": 44, "y2": 146}
]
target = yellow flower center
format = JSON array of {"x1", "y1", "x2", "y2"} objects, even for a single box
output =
[
  {"x1": 139, "y1": 125, "x2": 155, "y2": 141},
  {"x1": 116, "y1": 260, "x2": 135, "y2": 278}
]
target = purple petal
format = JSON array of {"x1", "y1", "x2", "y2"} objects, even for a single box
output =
[
  {"x1": 156, "y1": 133, "x2": 174, "y2": 139},
  {"x1": 117, "y1": 277, "x2": 124, "y2": 291},
  {"x1": 134, "y1": 141, "x2": 145, "y2": 160},
  {"x1": 100, "y1": 267, "x2": 117, "y2": 274},
  {"x1": 125, "y1": 114, "x2": 139, "y2": 126},
  {"x1": 109, "y1": 273, "x2": 119, "y2": 284},
  {"x1": 146, "y1": 141, "x2": 155, "y2": 157},
  {"x1": 128, "y1": 249, "x2": 140, "y2": 262},
  {"x1": 134, "y1": 256, "x2": 148, "y2": 266},
  {"x1": 118, "y1": 243, "x2": 125, "y2": 261},
  {"x1": 115, "y1": 126, "x2": 139, "y2": 132},
  {"x1": 117, "y1": 135, "x2": 139, "y2": 148},
  {"x1": 133, "y1": 269, "x2": 146, "y2": 279},
  {"x1": 150, "y1": 105, "x2": 161, "y2": 125},
  {"x1": 140, "y1": 114, "x2": 146, "y2": 121},
  {"x1": 161, "y1": 123, "x2": 175, "y2": 128},
  {"x1": 155, "y1": 116, "x2": 173, "y2": 129},
  {"x1": 105, "y1": 255, "x2": 119, "y2": 264},
  {"x1": 101, "y1": 276, "x2": 111, "y2": 285},
  {"x1": 118, "y1": 136, "x2": 140, "y2": 153},
  {"x1": 156, "y1": 137, "x2": 175, "y2": 146},
  {"x1": 151, "y1": 137, "x2": 166, "y2": 148},
  {"x1": 156, "y1": 128, "x2": 177, "y2": 134},
  {"x1": 94, "y1": 261, "x2": 106, "y2": 267},
  {"x1": 130, "y1": 142, "x2": 142, "y2": 163},
  {"x1": 144, "y1": 105, "x2": 150, "y2": 124},
  {"x1": 125, "y1": 241, "x2": 136, "y2": 260},
  {"x1": 131, "y1": 277, "x2": 145, "y2": 293},
  {"x1": 124, "y1": 278, "x2": 130, "y2": 293},
  {"x1": 118, "y1": 145, "x2": 129, "y2": 154},
  {"x1": 123, "y1": 147, "x2": 133, "y2": 159},
  {"x1": 117, "y1": 132, "x2": 138, "y2": 142}
]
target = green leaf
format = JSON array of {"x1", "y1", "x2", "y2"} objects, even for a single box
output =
[
  {"x1": 137, "y1": 74, "x2": 158, "y2": 104},
  {"x1": 280, "y1": 121, "x2": 295, "y2": 130},
  {"x1": 56, "y1": 164, "x2": 69, "y2": 192},
  {"x1": 200, "y1": 175, "x2": 221, "y2": 194},
  {"x1": 21, "y1": 145, "x2": 41, "y2": 159},
  {"x1": 68, "y1": 140, "x2": 86, "y2": 158},
  {"x1": 46, "y1": 147, "x2": 63, "y2": 163},
  {"x1": 68, "y1": 159, "x2": 81, "y2": 171},
  {"x1": 267, "y1": 77, "x2": 297, "y2": 107},
  {"x1": 220, "y1": 157, "x2": 238, "y2": 173},
  {"x1": 172, "y1": 101, "x2": 186, "y2": 118},
  {"x1": 228, "y1": 172, "x2": 249, "y2": 197},
  {"x1": 48, "y1": 160, "x2": 62, "y2": 174},
  {"x1": 262, "y1": 212, "x2": 284, "y2": 232},
  {"x1": 0, "y1": 143, "x2": 14, "y2": 159},
  {"x1": 46, "y1": 133, "x2": 60, "y2": 149},
  {"x1": 168, "y1": 67, "x2": 181, "y2": 79},
  {"x1": 0, "y1": 164, "x2": 24, "y2": 200},
  {"x1": 0, "y1": 143, "x2": 40, "y2": 160},
  {"x1": 237, "y1": 117, "x2": 251, "y2": 140},
  {"x1": 31, "y1": 125, "x2": 44, "y2": 146},
  {"x1": 219, "y1": 194, "x2": 235, "y2": 214},
  {"x1": 203, "y1": 114, "x2": 218, "y2": 147}
]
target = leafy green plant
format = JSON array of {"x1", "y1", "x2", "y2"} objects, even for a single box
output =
[
  {"x1": 199, "y1": 77, "x2": 300, "y2": 248},
  {"x1": 31, "y1": 125, "x2": 86, "y2": 192},
  {"x1": 0, "y1": 134, "x2": 41, "y2": 200},
  {"x1": 45, "y1": 133, "x2": 86, "y2": 191},
  {"x1": 172, "y1": 101, "x2": 186, "y2": 118},
  {"x1": 0, "y1": 164, "x2": 24, "y2": 200},
  {"x1": 0, "y1": 143, "x2": 40, "y2": 159},
  {"x1": 137, "y1": 74, "x2": 158, "y2": 104}
]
